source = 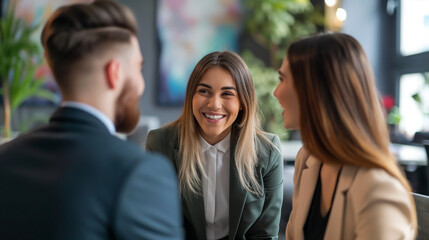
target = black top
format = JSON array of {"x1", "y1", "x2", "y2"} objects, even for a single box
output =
[{"x1": 303, "y1": 166, "x2": 342, "y2": 240}]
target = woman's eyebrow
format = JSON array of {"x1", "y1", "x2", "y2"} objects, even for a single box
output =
[
  {"x1": 197, "y1": 83, "x2": 211, "y2": 89},
  {"x1": 221, "y1": 86, "x2": 237, "y2": 91},
  {"x1": 197, "y1": 83, "x2": 236, "y2": 91}
]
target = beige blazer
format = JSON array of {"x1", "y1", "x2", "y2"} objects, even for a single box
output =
[{"x1": 286, "y1": 147, "x2": 415, "y2": 240}]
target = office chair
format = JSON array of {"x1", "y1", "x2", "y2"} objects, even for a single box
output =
[{"x1": 413, "y1": 192, "x2": 429, "y2": 240}]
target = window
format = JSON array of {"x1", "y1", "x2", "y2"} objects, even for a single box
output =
[
  {"x1": 399, "y1": 72, "x2": 429, "y2": 136},
  {"x1": 400, "y1": 0, "x2": 429, "y2": 56},
  {"x1": 395, "y1": 0, "x2": 429, "y2": 138}
]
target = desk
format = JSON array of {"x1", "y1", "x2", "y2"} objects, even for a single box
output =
[
  {"x1": 280, "y1": 141, "x2": 428, "y2": 166},
  {"x1": 280, "y1": 141, "x2": 302, "y2": 162},
  {"x1": 389, "y1": 144, "x2": 427, "y2": 166},
  {"x1": 390, "y1": 144, "x2": 429, "y2": 195}
]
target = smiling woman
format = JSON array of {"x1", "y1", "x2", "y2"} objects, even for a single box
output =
[
  {"x1": 145, "y1": 51, "x2": 284, "y2": 240},
  {"x1": 192, "y1": 67, "x2": 241, "y2": 145}
]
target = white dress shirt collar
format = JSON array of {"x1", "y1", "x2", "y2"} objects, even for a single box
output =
[
  {"x1": 200, "y1": 132, "x2": 231, "y2": 152},
  {"x1": 62, "y1": 101, "x2": 116, "y2": 135}
]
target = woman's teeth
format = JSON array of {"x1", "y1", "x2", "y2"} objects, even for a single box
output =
[{"x1": 204, "y1": 114, "x2": 224, "y2": 120}]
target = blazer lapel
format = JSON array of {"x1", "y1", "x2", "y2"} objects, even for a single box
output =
[
  {"x1": 172, "y1": 148, "x2": 181, "y2": 173},
  {"x1": 173, "y1": 147, "x2": 206, "y2": 240},
  {"x1": 228, "y1": 127, "x2": 248, "y2": 239},
  {"x1": 294, "y1": 155, "x2": 321, "y2": 240},
  {"x1": 229, "y1": 157, "x2": 248, "y2": 239},
  {"x1": 324, "y1": 165, "x2": 358, "y2": 240},
  {"x1": 183, "y1": 190, "x2": 206, "y2": 240}
]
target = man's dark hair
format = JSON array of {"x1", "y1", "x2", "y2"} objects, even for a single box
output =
[{"x1": 41, "y1": 0, "x2": 137, "y2": 85}]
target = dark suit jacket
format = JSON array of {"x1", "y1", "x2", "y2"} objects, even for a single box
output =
[
  {"x1": 146, "y1": 125, "x2": 283, "y2": 240},
  {"x1": 0, "y1": 107, "x2": 184, "y2": 240}
]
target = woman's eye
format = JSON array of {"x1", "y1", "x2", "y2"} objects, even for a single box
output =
[
  {"x1": 198, "y1": 89, "x2": 209, "y2": 94},
  {"x1": 222, "y1": 91, "x2": 234, "y2": 96}
]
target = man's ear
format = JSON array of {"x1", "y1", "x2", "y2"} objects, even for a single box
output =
[{"x1": 105, "y1": 59, "x2": 121, "y2": 89}]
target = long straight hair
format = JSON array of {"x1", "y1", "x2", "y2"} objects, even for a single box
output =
[
  {"x1": 287, "y1": 32, "x2": 417, "y2": 230},
  {"x1": 170, "y1": 51, "x2": 272, "y2": 196}
]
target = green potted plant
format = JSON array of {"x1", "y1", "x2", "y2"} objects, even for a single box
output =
[
  {"x1": 0, "y1": 3, "x2": 55, "y2": 139},
  {"x1": 242, "y1": 0, "x2": 324, "y2": 140},
  {"x1": 242, "y1": 50, "x2": 288, "y2": 139},
  {"x1": 411, "y1": 73, "x2": 429, "y2": 117}
]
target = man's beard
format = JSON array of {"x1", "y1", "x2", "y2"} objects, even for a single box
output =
[{"x1": 114, "y1": 80, "x2": 141, "y2": 134}]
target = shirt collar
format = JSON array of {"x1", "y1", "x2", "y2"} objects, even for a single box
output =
[
  {"x1": 62, "y1": 101, "x2": 116, "y2": 135},
  {"x1": 200, "y1": 132, "x2": 231, "y2": 153}
]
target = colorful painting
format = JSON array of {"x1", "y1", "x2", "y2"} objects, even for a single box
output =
[{"x1": 157, "y1": 0, "x2": 242, "y2": 106}]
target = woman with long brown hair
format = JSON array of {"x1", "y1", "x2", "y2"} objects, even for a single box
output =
[
  {"x1": 274, "y1": 32, "x2": 416, "y2": 240},
  {"x1": 146, "y1": 51, "x2": 283, "y2": 240}
]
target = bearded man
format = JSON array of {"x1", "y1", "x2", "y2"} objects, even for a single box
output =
[{"x1": 0, "y1": 1, "x2": 183, "y2": 240}]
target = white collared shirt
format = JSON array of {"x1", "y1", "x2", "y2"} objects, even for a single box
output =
[
  {"x1": 62, "y1": 101, "x2": 116, "y2": 135},
  {"x1": 200, "y1": 133, "x2": 231, "y2": 240}
]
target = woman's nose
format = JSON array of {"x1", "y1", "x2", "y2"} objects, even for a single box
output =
[
  {"x1": 273, "y1": 84, "x2": 279, "y2": 99},
  {"x1": 207, "y1": 95, "x2": 221, "y2": 110}
]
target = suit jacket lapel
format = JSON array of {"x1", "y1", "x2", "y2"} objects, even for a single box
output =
[
  {"x1": 295, "y1": 155, "x2": 321, "y2": 240},
  {"x1": 324, "y1": 165, "x2": 358, "y2": 240},
  {"x1": 228, "y1": 127, "x2": 248, "y2": 239}
]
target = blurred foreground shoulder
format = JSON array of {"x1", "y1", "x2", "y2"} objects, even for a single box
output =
[{"x1": 114, "y1": 151, "x2": 183, "y2": 240}]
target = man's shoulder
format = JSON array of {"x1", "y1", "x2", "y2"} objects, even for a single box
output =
[
  {"x1": 105, "y1": 134, "x2": 167, "y2": 163},
  {"x1": 1, "y1": 125, "x2": 166, "y2": 169}
]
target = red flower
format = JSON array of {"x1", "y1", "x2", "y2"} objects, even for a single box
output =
[
  {"x1": 35, "y1": 64, "x2": 51, "y2": 79},
  {"x1": 383, "y1": 95, "x2": 395, "y2": 111}
]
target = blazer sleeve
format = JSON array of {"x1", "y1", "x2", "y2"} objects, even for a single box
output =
[
  {"x1": 113, "y1": 154, "x2": 184, "y2": 240},
  {"x1": 352, "y1": 169, "x2": 415, "y2": 240},
  {"x1": 145, "y1": 129, "x2": 160, "y2": 152},
  {"x1": 246, "y1": 135, "x2": 284, "y2": 239}
]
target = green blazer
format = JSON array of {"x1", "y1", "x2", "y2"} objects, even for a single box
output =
[{"x1": 146, "y1": 124, "x2": 283, "y2": 240}]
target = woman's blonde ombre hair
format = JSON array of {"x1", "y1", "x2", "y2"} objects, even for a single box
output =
[
  {"x1": 287, "y1": 32, "x2": 417, "y2": 233},
  {"x1": 169, "y1": 51, "x2": 272, "y2": 196}
]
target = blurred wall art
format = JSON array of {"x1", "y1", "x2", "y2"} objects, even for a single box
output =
[{"x1": 156, "y1": 0, "x2": 242, "y2": 106}]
